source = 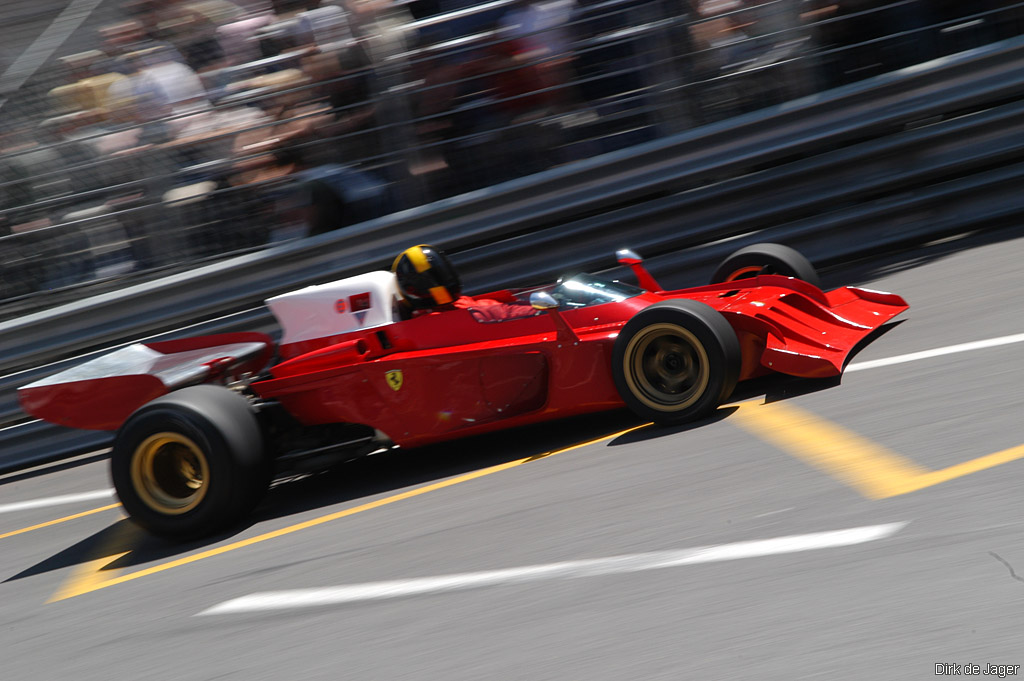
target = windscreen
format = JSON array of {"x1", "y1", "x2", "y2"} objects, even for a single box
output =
[{"x1": 550, "y1": 274, "x2": 643, "y2": 309}]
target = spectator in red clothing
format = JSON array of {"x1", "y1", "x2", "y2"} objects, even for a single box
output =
[{"x1": 392, "y1": 244, "x2": 538, "y2": 322}]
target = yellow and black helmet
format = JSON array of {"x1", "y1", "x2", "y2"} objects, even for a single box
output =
[{"x1": 392, "y1": 244, "x2": 462, "y2": 309}]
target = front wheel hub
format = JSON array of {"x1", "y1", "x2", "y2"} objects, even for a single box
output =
[{"x1": 624, "y1": 323, "x2": 710, "y2": 410}]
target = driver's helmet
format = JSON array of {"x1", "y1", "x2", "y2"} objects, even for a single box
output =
[{"x1": 392, "y1": 244, "x2": 462, "y2": 309}]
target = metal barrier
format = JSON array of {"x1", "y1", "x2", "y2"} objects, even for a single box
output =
[{"x1": 2, "y1": 34, "x2": 1023, "y2": 469}]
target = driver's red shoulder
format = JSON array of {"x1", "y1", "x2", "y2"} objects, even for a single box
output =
[{"x1": 455, "y1": 296, "x2": 500, "y2": 308}]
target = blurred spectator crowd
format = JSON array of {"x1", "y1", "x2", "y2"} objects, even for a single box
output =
[{"x1": 1, "y1": 0, "x2": 1022, "y2": 302}]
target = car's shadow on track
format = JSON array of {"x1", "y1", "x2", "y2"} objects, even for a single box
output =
[
  {"x1": 8, "y1": 366, "x2": 859, "y2": 580},
  {"x1": 606, "y1": 406, "x2": 737, "y2": 447},
  {"x1": 6, "y1": 409, "x2": 649, "y2": 580},
  {"x1": 5, "y1": 519, "x2": 138, "y2": 584},
  {"x1": 246, "y1": 408, "x2": 648, "y2": 526}
]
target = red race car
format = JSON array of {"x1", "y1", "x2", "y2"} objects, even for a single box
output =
[{"x1": 19, "y1": 243, "x2": 907, "y2": 539}]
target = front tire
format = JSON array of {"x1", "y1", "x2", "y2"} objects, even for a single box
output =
[
  {"x1": 111, "y1": 385, "x2": 270, "y2": 540},
  {"x1": 710, "y1": 243, "x2": 821, "y2": 288},
  {"x1": 612, "y1": 300, "x2": 740, "y2": 425}
]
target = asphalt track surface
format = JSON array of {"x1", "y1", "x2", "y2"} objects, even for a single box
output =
[{"x1": 2, "y1": 226, "x2": 1024, "y2": 680}]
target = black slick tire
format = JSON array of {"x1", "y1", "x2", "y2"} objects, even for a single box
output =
[
  {"x1": 612, "y1": 299, "x2": 740, "y2": 425},
  {"x1": 710, "y1": 243, "x2": 821, "y2": 288},
  {"x1": 110, "y1": 385, "x2": 270, "y2": 540}
]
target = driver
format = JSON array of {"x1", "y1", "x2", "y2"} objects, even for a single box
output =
[{"x1": 392, "y1": 244, "x2": 539, "y2": 322}]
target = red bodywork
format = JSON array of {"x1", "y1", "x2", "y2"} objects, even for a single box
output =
[{"x1": 19, "y1": 274, "x2": 907, "y2": 448}]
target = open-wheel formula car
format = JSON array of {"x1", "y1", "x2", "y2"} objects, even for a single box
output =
[{"x1": 19, "y1": 243, "x2": 907, "y2": 539}]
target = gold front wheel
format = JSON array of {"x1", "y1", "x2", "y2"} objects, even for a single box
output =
[
  {"x1": 622, "y1": 323, "x2": 710, "y2": 412},
  {"x1": 611, "y1": 300, "x2": 740, "y2": 426}
]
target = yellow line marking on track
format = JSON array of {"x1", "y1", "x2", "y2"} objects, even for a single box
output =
[
  {"x1": 49, "y1": 425, "x2": 647, "y2": 602},
  {"x1": 0, "y1": 503, "x2": 121, "y2": 541},
  {"x1": 731, "y1": 401, "x2": 1024, "y2": 498},
  {"x1": 907, "y1": 444, "x2": 1024, "y2": 492},
  {"x1": 48, "y1": 398, "x2": 1024, "y2": 602},
  {"x1": 731, "y1": 401, "x2": 929, "y2": 498},
  {"x1": 47, "y1": 519, "x2": 138, "y2": 603}
]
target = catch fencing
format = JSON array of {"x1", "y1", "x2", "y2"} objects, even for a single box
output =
[{"x1": 2, "y1": 0, "x2": 1021, "y2": 315}]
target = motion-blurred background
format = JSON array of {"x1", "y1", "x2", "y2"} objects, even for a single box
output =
[{"x1": 2, "y1": 0, "x2": 1021, "y2": 315}]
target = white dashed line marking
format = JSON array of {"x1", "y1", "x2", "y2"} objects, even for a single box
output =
[
  {"x1": 0, "y1": 489, "x2": 114, "y2": 514},
  {"x1": 198, "y1": 522, "x2": 907, "y2": 615},
  {"x1": 847, "y1": 333, "x2": 1024, "y2": 372}
]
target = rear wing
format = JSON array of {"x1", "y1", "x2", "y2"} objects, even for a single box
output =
[{"x1": 18, "y1": 332, "x2": 273, "y2": 431}]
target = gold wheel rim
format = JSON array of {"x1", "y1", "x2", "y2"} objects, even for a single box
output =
[
  {"x1": 623, "y1": 323, "x2": 710, "y2": 411},
  {"x1": 130, "y1": 432, "x2": 210, "y2": 515}
]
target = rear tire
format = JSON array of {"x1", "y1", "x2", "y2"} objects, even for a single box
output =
[
  {"x1": 111, "y1": 385, "x2": 270, "y2": 540},
  {"x1": 710, "y1": 243, "x2": 821, "y2": 288},
  {"x1": 612, "y1": 300, "x2": 740, "y2": 425}
]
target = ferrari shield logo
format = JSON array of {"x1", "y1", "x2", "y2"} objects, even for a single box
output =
[{"x1": 385, "y1": 370, "x2": 404, "y2": 391}]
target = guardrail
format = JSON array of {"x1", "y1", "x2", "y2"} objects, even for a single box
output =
[{"x1": 2, "y1": 35, "x2": 1023, "y2": 470}]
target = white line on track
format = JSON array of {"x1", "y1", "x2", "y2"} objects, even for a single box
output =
[
  {"x1": 197, "y1": 522, "x2": 906, "y2": 615},
  {"x1": 846, "y1": 332, "x2": 1024, "y2": 372},
  {"x1": 0, "y1": 489, "x2": 114, "y2": 514}
]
